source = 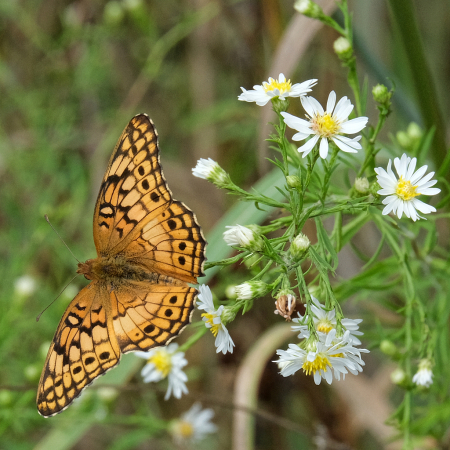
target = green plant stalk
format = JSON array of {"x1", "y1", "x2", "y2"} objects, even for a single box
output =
[
  {"x1": 358, "y1": 110, "x2": 387, "y2": 177},
  {"x1": 386, "y1": 0, "x2": 447, "y2": 177}
]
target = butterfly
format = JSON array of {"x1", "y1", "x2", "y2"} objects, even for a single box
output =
[{"x1": 37, "y1": 114, "x2": 206, "y2": 417}]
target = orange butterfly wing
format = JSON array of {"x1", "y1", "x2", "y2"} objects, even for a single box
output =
[
  {"x1": 37, "y1": 115, "x2": 206, "y2": 417},
  {"x1": 37, "y1": 283, "x2": 120, "y2": 417}
]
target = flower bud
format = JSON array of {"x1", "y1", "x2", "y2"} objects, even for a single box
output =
[
  {"x1": 235, "y1": 281, "x2": 270, "y2": 300},
  {"x1": 390, "y1": 367, "x2": 406, "y2": 385},
  {"x1": 24, "y1": 364, "x2": 40, "y2": 382},
  {"x1": 286, "y1": 175, "x2": 302, "y2": 190},
  {"x1": 333, "y1": 37, "x2": 353, "y2": 61},
  {"x1": 0, "y1": 390, "x2": 13, "y2": 407},
  {"x1": 14, "y1": 275, "x2": 37, "y2": 298},
  {"x1": 97, "y1": 387, "x2": 119, "y2": 403},
  {"x1": 223, "y1": 225, "x2": 264, "y2": 252},
  {"x1": 221, "y1": 305, "x2": 237, "y2": 324},
  {"x1": 396, "y1": 131, "x2": 412, "y2": 150},
  {"x1": 372, "y1": 84, "x2": 392, "y2": 105},
  {"x1": 289, "y1": 233, "x2": 310, "y2": 260},
  {"x1": 192, "y1": 158, "x2": 229, "y2": 188},
  {"x1": 294, "y1": 0, "x2": 323, "y2": 18},
  {"x1": 412, "y1": 359, "x2": 433, "y2": 388},
  {"x1": 380, "y1": 339, "x2": 398, "y2": 357},
  {"x1": 354, "y1": 177, "x2": 369, "y2": 195},
  {"x1": 103, "y1": 1, "x2": 124, "y2": 25},
  {"x1": 407, "y1": 122, "x2": 423, "y2": 141},
  {"x1": 225, "y1": 285, "x2": 237, "y2": 299}
]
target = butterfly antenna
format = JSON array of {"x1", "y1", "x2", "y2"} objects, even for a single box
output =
[
  {"x1": 44, "y1": 214, "x2": 81, "y2": 264},
  {"x1": 36, "y1": 274, "x2": 80, "y2": 322}
]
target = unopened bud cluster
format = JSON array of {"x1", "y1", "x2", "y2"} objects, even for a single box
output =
[
  {"x1": 223, "y1": 224, "x2": 264, "y2": 252},
  {"x1": 333, "y1": 37, "x2": 353, "y2": 62},
  {"x1": 294, "y1": 0, "x2": 323, "y2": 19},
  {"x1": 235, "y1": 280, "x2": 270, "y2": 300},
  {"x1": 289, "y1": 233, "x2": 310, "y2": 260}
]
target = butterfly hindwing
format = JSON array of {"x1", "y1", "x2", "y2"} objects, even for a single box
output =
[
  {"x1": 93, "y1": 114, "x2": 172, "y2": 255},
  {"x1": 37, "y1": 284, "x2": 120, "y2": 417},
  {"x1": 111, "y1": 283, "x2": 197, "y2": 353}
]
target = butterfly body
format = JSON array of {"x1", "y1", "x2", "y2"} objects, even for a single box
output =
[{"x1": 37, "y1": 114, "x2": 206, "y2": 417}]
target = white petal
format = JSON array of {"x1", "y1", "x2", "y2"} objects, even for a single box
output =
[
  {"x1": 406, "y1": 158, "x2": 417, "y2": 180},
  {"x1": 411, "y1": 198, "x2": 436, "y2": 214},
  {"x1": 279, "y1": 73, "x2": 286, "y2": 82},
  {"x1": 302, "y1": 96, "x2": 323, "y2": 117},
  {"x1": 326, "y1": 91, "x2": 336, "y2": 113},
  {"x1": 397, "y1": 201, "x2": 404, "y2": 218},
  {"x1": 298, "y1": 135, "x2": 319, "y2": 156},
  {"x1": 289, "y1": 79, "x2": 318, "y2": 97},
  {"x1": 319, "y1": 138, "x2": 329, "y2": 158},
  {"x1": 419, "y1": 187, "x2": 440, "y2": 195},
  {"x1": 410, "y1": 165, "x2": 428, "y2": 184},
  {"x1": 339, "y1": 117, "x2": 368, "y2": 134},
  {"x1": 292, "y1": 132, "x2": 310, "y2": 141},
  {"x1": 333, "y1": 97, "x2": 353, "y2": 121},
  {"x1": 415, "y1": 171, "x2": 435, "y2": 186},
  {"x1": 332, "y1": 136, "x2": 359, "y2": 153}
]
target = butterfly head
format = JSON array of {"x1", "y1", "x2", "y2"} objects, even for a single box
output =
[{"x1": 76, "y1": 259, "x2": 96, "y2": 280}]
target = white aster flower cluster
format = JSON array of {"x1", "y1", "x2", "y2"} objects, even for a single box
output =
[
  {"x1": 135, "y1": 343, "x2": 188, "y2": 400},
  {"x1": 292, "y1": 296, "x2": 363, "y2": 344},
  {"x1": 171, "y1": 402, "x2": 217, "y2": 444},
  {"x1": 197, "y1": 285, "x2": 235, "y2": 355},
  {"x1": 375, "y1": 153, "x2": 440, "y2": 221},
  {"x1": 275, "y1": 298, "x2": 368, "y2": 384}
]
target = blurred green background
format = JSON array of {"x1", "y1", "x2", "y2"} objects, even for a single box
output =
[{"x1": 0, "y1": 0, "x2": 449, "y2": 449}]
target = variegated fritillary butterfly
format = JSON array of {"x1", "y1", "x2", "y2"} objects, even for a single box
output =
[{"x1": 37, "y1": 114, "x2": 206, "y2": 417}]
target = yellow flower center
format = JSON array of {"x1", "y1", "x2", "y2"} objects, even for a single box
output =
[
  {"x1": 263, "y1": 77, "x2": 292, "y2": 95},
  {"x1": 312, "y1": 113, "x2": 339, "y2": 137},
  {"x1": 178, "y1": 421, "x2": 194, "y2": 438},
  {"x1": 148, "y1": 350, "x2": 172, "y2": 377},
  {"x1": 396, "y1": 176, "x2": 419, "y2": 201},
  {"x1": 302, "y1": 353, "x2": 330, "y2": 375},
  {"x1": 316, "y1": 319, "x2": 333, "y2": 334},
  {"x1": 202, "y1": 312, "x2": 222, "y2": 337}
]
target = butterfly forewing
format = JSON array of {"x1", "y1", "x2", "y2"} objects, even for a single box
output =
[{"x1": 93, "y1": 114, "x2": 172, "y2": 255}]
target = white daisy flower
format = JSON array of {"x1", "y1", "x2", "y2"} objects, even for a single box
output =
[
  {"x1": 197, "y1": 285, "x2": 235, "y2": 354},
  {"x1": 281, "y1": 90, "x2": 368, "y2": 158},
  {"x1": 292, "y1": 297, "x2": 363, "y2": 345},
  {"x1": 223, "y1": 224, "x2": 264, "y2": 252},
  {"x1": 375, "y1": 153, "x2": 440, "y2": 221},
  {"x1": 238, "y1": 73, "x2": 317, "y2": 106},
  {"x1": 135, "y1": 343, "x2": 188, "y2": 400},
  {"x1": 275, "y1": 330, "x2": 368, "y2": 384},
  {"x1": 412, "y1": 359, "x2": 433, "y2": 388},
  {"x1": 171, "y1": 402, "x2": 217, "y2": 444}
]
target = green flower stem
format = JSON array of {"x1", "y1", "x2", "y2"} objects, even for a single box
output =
[
  {"x1": 386, "y1": 0, "x2": 447, "y2": 174},
  {"x1": 296, "y1": 267, "x2": 318, "y2": 339},
  {"x1": 178, "y1": 327, "x2": 208, "y2": 353},
  {"x1": 358, "y1": 110, "x2": 387, "y2": 177},
  {"x1": 320, "y1": 146, "x2": 339, "y2": 202}
]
